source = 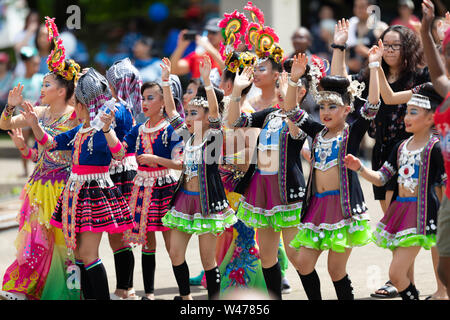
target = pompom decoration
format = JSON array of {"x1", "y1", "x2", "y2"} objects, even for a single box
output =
[
  {"x1": 219, "y1": 10, "x2": 249, "y2": 59},
  {"x1": 45, "y1": 16, "x2": 59, "y2": 42},
  {"x1": 44, "y1": 17, "x2": 81, "y2": 82},
  {"x1": 244, "y1": 1, "x2": 265, "y2": 25}
]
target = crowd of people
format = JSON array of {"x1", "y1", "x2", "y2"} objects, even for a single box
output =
[{"x1": 0, "y1": 0, "x2": 449, "y2": 302}]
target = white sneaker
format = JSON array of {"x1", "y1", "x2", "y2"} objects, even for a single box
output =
[
  {"x1": 109, "y1": 293, "x2": 124, "y2": 300},
  {"x1": 0, "y1": 291, "x2": 27, "y2": 300},
  {"x1": 282, "y1": 278, "x2": 292, "y2": 294}
]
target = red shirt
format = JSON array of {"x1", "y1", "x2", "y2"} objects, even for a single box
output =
[
  {"x1": 433, "y1": 92, "x2": 450, "y2": 198},
  {"x1": 183, "y1": 52, "x2": 222, "y2": 79}
]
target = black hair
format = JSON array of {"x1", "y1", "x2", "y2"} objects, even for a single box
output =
[
  {"x1": 320, "y1": 75, "x2": 351, "y2": 105},
  {"x1": 223, "y1": 69, "x2": 252, "y2": 96},
  {"x1": 45, "y1": 60, "x2": 78, "y2": 102},
  {"x1": 141, "y1": 81, "x2": 162, "y2": 96},
  {"x1": 194, "y1": 85, "x2": 225, "y2": 114},
  {"x1": 268, "y1": 58, "x2": 282, "y2": 73},
  {"x1": 283, "y1": 58, "x2": 313, "y2": 104}
]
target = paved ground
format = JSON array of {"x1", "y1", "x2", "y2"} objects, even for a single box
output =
[{"x1": 0, "y1": 138, "x2": 442, "y2": 301}]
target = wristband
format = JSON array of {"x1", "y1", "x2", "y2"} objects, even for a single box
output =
[
  {"x1": 357, "y1": 164, "x2": 365, "y2": 174},
  {"x1": 109, "y1": 141, "x2": 122, "y2": 154},
  {"x1": 288, "y1": 78, "x2": 300, "y2": 87},
  {"x1": 230, "y1": 96, "x2": 241, "y2": 103},
  {"x1": 204, "y1": 85, "x2": 214, "y2": 91},
  {"x1": 161, "y1": 81, "x2": 170, "y2": 87},
  {"x1": 368, "y1": 61, "x2": 380, "y2": 69},
  {"x1": 22, "y1": 148, "x2": 32, "y2": 160},
  {"x1": 331, "y1": 43, "x2": 347, "y2": 51},
  {"x1": 37, "y1": 133, "x2": 49, "y2": 146}
]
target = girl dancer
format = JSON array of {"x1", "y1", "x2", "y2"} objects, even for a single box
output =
[
  {"x1": 161, "y1": 56, "x2": 237, "y2": 300},
  {"x1": 0, "y1": 17, "x2": 80, "y2": 300},
  {"x1": 105, "y1": 57, "x2": 141, "y2": 300},
  {"x1": 23, "y1": 68, "x2": 135, "y2": 300},
  {"x1": 283, "y1": 45, "x2": 381, "y2": 300},
  {"x1": 122, "y1": 80, "x2": 184, "y2": 300},
  {"x1": 227, "y1": 36, "x2": 308, "y2": 299},
  {"x1": 344, "y1": 84, "x2": 445, "y2": 300}
]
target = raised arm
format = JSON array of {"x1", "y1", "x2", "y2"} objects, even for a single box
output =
[
  {"x1": 378, "y1": 65, "x2": 413, "y2": 105},
  {"x1": 420, "y1": 0, "x2": 450, "y2": 99},
  {"x1": 367, "y1": 41, "x2": 382, "y2": 106},
  {"x1": 199, "y1": 54, "x2": 219, "y2": 119},
  {"x1": 228, "y1": 66, "x2": 254, "y2": 127},
  {"x1": 284, "y1": 53, "x2": 308, "y2": 112},
  {"x1": 169, "y1": 30, "x2": 191, "y2": 76},
  {"x1": 0, "y1": 84, "x2": 30, "y2": 130},
  {"x1": 160, "y1": 57, "x2": 178, "y2": 119},
  {"x1": 330, "y1": 19, "x2": 350, "y2": 78}
]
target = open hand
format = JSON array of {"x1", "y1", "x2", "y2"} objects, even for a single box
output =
[
  {"x1": 8, "y1": 84, "x2": 24, "y2": 108},
  {"x1": 334, "y1": 18, "x2": 350, "y2": 46},
  {"x1": 20, "y1": 101, "x2": 39, "y2": 128},
  {"x1": 199, "y1": 54, "x2": 212, "y2": 83},
  {"x1": 160, "y1": 57, "x2": 171, "y2": 82},
  {"x1": 343, "y1": 154, "x2": 362, "y2": 172},
  {"x1": 233, "y1": 66, "x2": 254, "y2": 92},
  {"x1": 291, "y1": 53, "x2": 308, "y2": 82},
  {"x1": 8, "y1": 128, "x2": 27, "y2": 150},
  {"x1": 421, "y1": 0, "x2": 435, "y2": 32}
]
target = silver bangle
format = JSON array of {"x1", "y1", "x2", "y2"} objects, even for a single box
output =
[
  {"x1": 204, "y1": 85, "x2": 214, "y2": 91},
  {"x1": 357, "y1": 164, "x2": 365, "y2": 174},
  {"x1": 288, "y1": 77, "x2": 300, "y2": 87},
  {"x1": 368, "y1": 61, "x2": 380, "y2": 69}
]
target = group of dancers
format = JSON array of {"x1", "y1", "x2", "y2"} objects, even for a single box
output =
[{"x1": 0, "y1": 0, "x2": 450, "y2": 301}]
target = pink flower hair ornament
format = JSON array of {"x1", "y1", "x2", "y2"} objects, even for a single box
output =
[
  {"x1": 243, "y1": 1, "x2": 265, "y2": 25},
  {"x1": 45, "y1": 16, "x2": 59, "y2": 42},
  {"x1": 219, "y1": 10, "x2": 249, "y2": 59}
]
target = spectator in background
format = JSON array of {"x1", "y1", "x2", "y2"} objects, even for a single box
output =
[
  {"x1": 288, "y1": 27, "x2": 313, "y2": 59},
  {"x1": 119, "y1": 19, "x2": 143, "y2": 58},
  {"x1": 35, "y1": 23, "x2": 53, "y2": 75},
  {"x1": 0, "y1": 53, "x2": 14, "y2": 111},
  {"x1": 310, "y1": 4, "x2": 336, "y2": 60},
  {"x1": 390, "y1": 0, "x2": 421, "y2": 32},
  {"x1": 132, "y1": 37, "x2": 163, "y2": 82},
  {"x1": 13, "y1": 10, "x2": 40, "y2": 78},
  {"x1": 170, "y1": 18, "x2": 225, "y2": 80},
  {"x1": 347, "y1": 0, "x2": 379, "y2": 74},
  {"x1": 12, "y1": 46, "x2": 44, "y2": 177}
]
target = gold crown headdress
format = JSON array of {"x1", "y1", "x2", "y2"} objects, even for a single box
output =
[{"x1": 45, "y1": 17, "x2": 80, "y2": 82}]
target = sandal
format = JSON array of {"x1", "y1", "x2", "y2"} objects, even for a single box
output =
[{"x1": 370, "y1": 281, "x2": 399, "y2": 299}]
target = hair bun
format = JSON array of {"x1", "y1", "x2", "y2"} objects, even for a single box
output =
[{"x1": 319, "y1": 75, "x2": 350, "y2": 94}]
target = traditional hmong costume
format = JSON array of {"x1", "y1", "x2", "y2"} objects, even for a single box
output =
[
  {"x1": 1, "y1": 17, "x2": 82, "y2": 301},
  {"x1": 106, "y1": 58, "x2": 142, "y2": 201},
  {"x1": 162, "y1": 110, "x2": 237, "y2": 233},
  {"x1": 372, "y1": 91, "x2": 446, "y2": 251},
  {"x1": 286, "y1": 92, "x2": 380, "y2": 253},
  {"x1": 122, "y1": 118, "x2": 183, "y2": 245}
]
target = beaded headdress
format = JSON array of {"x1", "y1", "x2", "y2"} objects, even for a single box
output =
[{"x1": 45, "y1": 17, "x2": 80, "y2": 82}]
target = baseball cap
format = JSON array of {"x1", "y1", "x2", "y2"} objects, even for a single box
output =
[{"x1": 204, "y1": 18, "x2": 221, "y2": 33}]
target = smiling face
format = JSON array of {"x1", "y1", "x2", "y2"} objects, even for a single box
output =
[
  {"x1": 404, "y1": 105, "x2": 434, "y2": 134},
  {"x1": 40, "y1": 74, "x2": 67, "y2": 105},
  {"x1": 253, "y1": 60, "x2": 278, "y2": 89},
  {"x1": 382, "y1": 31, "x2": 403, "y2": 68},
  {"x1": 184, "y1": 104, "x2": 209, "y2": 134},
  {"x1": 141, "y1": 86, "x2": 164, "y2": 119},
  {"x1": 319, "y1": 102, "x2": 351, "y2": 131}
]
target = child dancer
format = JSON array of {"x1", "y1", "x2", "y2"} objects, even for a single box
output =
[
  {"x1": 161, "y1": 56, "x2": 237, "y2": 300},
  {"x1": 105, "y1": 57, "x2": 141, "y2": 300},
  {"x1": 23, "y1": 68, "x2": 135, "y2": 300},
  {"x1": 344, "y1": 84, "x2": 446, "y2": 300},
  {"x1": 227, "y1": 37, "x2": 308, "y2": 299},
  {"x1": 0, "y1": 17, "x2": 81, "y2": 300},
  {"x1": 122, "y1": 80, "x2": 184, "y2": 300},
  {"x1": 283, "y1": 46, "x2": 381, "y2": 300}
]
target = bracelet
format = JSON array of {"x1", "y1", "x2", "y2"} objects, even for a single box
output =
[
  {"x1": 1, "y1": 104, "x2": 14, "y2": 121},
  {"x1": 288, "y1": 78, "x2": 300, "y2": 87},
  {"x1": 230, "y1": 96, "x2": 241, "y2": 103},
  {"x1": 368, "y1": 61, "x2": 380, "y2": 69},
  {"x1": 331, "y1": 43, "x2": 347, "y2": 51},
  {"x1": 357, "y1": 164, "x2": 365, "y2": 174},
  {"x1": 161, "y1": 81, "x2": 170, "y2": 87},
  {"x1": 204, "y1": 85, "x2": 214, "y2": 91}
]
